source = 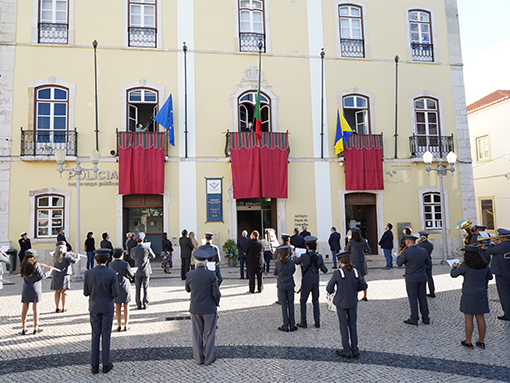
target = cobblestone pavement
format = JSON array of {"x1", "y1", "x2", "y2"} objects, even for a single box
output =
[{"x1": 1, "y1": 256, "x2": 509, "y2": 382}]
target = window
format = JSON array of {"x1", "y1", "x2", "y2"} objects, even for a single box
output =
[
  {"x1": 343, "y1": 95, "x2": 369, "y2": 134},
  {"x1": 35, "y1": 86, "x2": 68, "y2": 148},
  {"x1": 129, "y1": 0, "x2": 156, "y2": 48},
  {"x1": 415, "y1": 98, "x2": 439, "y2": 136},
  {"x1": 38, "y1": 0, "x2": 69, "y2": 44},
  {"x1": 36, "y1": 195, "x2": 64, "y2": 238},
  {"x1": 476, "y1": 135, "x2": 490, "y2": 161},
  {"x1": 127, "y1": 88, "x2": 158, "y2": 131},
  {"x1": 238, "y1": 91, "x2": 270, "y2": 132},
  {"x1": 239, "y1": 0, "x2": 265, "y2": 52},
  {"x1": 480, "y1": 199, "x2": 495, "y2": 230},
  {"x1": 409, "y1": 10, "x2": 433, "y2": 62},
  {"x1": 339, "y1": 5, "x2": 364, "y2": 58},
  {"x1": 423, "y1": 192, "x2": 442, "y2": 229}
]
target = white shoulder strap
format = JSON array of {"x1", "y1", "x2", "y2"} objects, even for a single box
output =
[
  {"x1": 339, "y1": 268, "x2": 345, "y2": 279},
  {"x1": 353, "y1": 268, "x2": 360, "y2": 278}
]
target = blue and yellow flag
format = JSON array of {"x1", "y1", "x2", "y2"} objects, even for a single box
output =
[
  {"x1": 154, "y1": 94, "x2": 175, "y2": 146},
  {"x1": 334, "y1": 109, "x2": 353, "y2": 155}
]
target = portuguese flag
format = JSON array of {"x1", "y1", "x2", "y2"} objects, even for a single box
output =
[{"x1": 254, "y1": 88, "x2": 262, "y2": 140}]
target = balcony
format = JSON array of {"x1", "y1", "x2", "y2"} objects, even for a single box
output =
[
  {"x1": 129, "y1": 27, "x2": 157, "y2": 48},
  {"x1": 38, "y1": 23, "x2": 68, "y2": 44},
  {"x1": 344, "y1": 133, "x2": 383, "y2": 151},
  {"x1": 411, "y1": 42, "x2": 434, "y2": 62},
  {"x1": 239, "y1": 33, "x2": 265, "y2": 53},
  {"x1": 225, "y1": 131, "x2": 289, "y2": 157},
  {"x1": 409, "y1": 134, "x2": 454, "y2": 159},
  {"x1": 340, "y1": 38, "x2": 365, "y2": 58},
  {"x1": 117, "y1": 131, "x2": 169, "y2": 156},
  {"x1": 21, "y1": 129, "x2": 77, "y2": 156}
]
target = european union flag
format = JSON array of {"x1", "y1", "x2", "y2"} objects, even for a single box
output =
[{"x1": 154, "y1": 94, "x2": 175, "y2": 146}]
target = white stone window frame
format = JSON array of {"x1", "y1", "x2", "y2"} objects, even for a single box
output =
[
  {"x1": 404, "y1": 6, "x2": 439, "y2": 63},
  {"x1": 475, "y1": 134, "x2": 490, "y2": 162},
  {"x1": 418, "y1": 187, "x2": 450, "y2": 233},
  {"x1": 337, "y1": 88, "x2": 376, "y2": 132},
  {"x1": 234, "y1": 0, "x2": 272, "y2": 53},
  {"x1": 29, "y1": 188, "x2": 71, "y2": 244},
  {"x1": 409, "y1": 91, "x2": 445, "y2": 137},
  {"x1": 334, "y1": 1, "x2": 370, "y2": 59},
  {"x1": 478, "y1": 196, "x2": 495, "y2": 231},
  {"x1": 123, "y1": 0, "x2": 162, "y2": 49},
  {"x1": 120, "y1": 80, "x2": 166, "y2": 132},
  {"x1": 32, "y1": 0, "x2": 75, "y2": 45}
]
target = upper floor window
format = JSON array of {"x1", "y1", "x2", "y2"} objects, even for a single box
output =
[
  {"x1": 423, "y1": 192, "x2": 442, "y2": 229},
  {"x1": 343, "y1": 95, "x2": 369, "y2": 134},
  {"x1": 129, "y1": 0, "x2": 156, "y2": 48},
  {"x1": 39, "y1": 0, "x2": 68, "y2": 44},
  {"x1": 476, "y1": 135, "x2": 490, "y2": 161},
  {"x1": 238, "y1": 91, "x2": 270, "y2": 132},
  {"x1": 339, "y1": 5, "x2": 364, "y2": 58},
  {"x1": 36, "y1": 87, "x2": 68, "y2": 147},
  {"x1": 127, "y1": 88, "x2": 159, "y2": 131},
  {"x1": 409, "y1": 10, "x2": 433, "y2": 62},
  {"x1": 414, "y1": 98, "x2": 439, "y2": 136},
  {"x1": 36, "y1": 195, "x2": 64, "y2": 238},
  {"x1": 239, "y1": 0, "x2": 265, "y2": 53},
  {"x1": 480, "y1": 199, "x2": 494, "y2": 230}
]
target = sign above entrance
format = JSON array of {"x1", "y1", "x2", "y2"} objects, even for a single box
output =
[{"x1": 206, "y1": 178, "x2": 223, "y2": 222}]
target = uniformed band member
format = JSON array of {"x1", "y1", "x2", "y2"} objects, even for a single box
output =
[
  {"x1": 185, "y1": 249, "x2": 221, "y2": 365},
  {"x1": 131, "y1": 232, "x2": 155, "y2": 310},
  {"x1": 417, "y1": 231, "x2": 435, "y2": 298},
  {"x1": 451, "y1": 245, "x2": 492, "y2": 349},
  {"x1": 18, "y1": 232, "x2": 31, "y2": 268},
  {"x1": 345, "y1": 227, "x2": 371, "y2": 301},
  {"x1": 273, "y1": 233, "x2": 293, "y2": 305},
  {"x1": 108, "y1": 247, "x2": 134, "y2": 332},
  {"x1": 83, "y1": 248, "x2": 119, "y2": 374},
  {"x1": 295, "y1": 235, "x2": 328, "y2": 328},
  {"x1": 20, "y1": 249, "x2": 53, "y2": 334},
  {"x1": 274, "y1": 245, "x2": 297, "y2": 332},
  {"x1": 326, "y1": 253, "x2": 368, "y2": 359},
  {"x1": 470, "y1": 225, "x2": 487, "y2": 245},
  {"x1": 486, "y1": 228, "x2": 510, "y2": 321},
  {"x1": 397, "y1": 235, "x2": 431, "y2": 325},
  {"x1": 290, "y1": 228, "x2": 306, "y2": 249},
  {"x1": 51, "y1": 241, "x2": 78, "y2": 313},
  {"x1": 199, "y1": 233, "x2": 221, "y2": 264}
]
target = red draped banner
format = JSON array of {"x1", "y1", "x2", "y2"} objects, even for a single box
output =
[
  {"x1": 230, "y1": 132, "x2": 289, "y2": 199},
  {"x1": 118, "y1": 132, "x2": 165, "y2": 195},
  {"x1": 344, "y1": 134, "x2": 384, "y2": 190}
]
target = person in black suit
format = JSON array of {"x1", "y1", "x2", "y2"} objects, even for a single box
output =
[
  {"x1": 397, "y1": 235, "x2": 431, "y2": 325},
  {"x1": 18, "y1": 232, "x2": 31, "y2": 268},
  {"x1": 100, "y1": 233, "x2": 114, "y2": 261},
  {"x1": 125, "y1": 233, "x2": 137, "y2": 267},
  {"x1": 379, "y1": 223, "x2": 394, "y2": 270},
  {"x1": 417, "y1": 231, "x2": 435, "y2": 298},
  {"x1": 83, "y1": 249, "x2": 119, "y2": 374},
  {"x1": 328, "y1": 227, "x2": 341, "y2": 269},
  {"x1": 57, "y1": 228, "x2": 72, "y2": 251},
  {"x1": 245, "y1": 230, "x2": 264, "y2": 293},
  {"x1": 299, "y1": 226, "x2": 311, "y2": 237},
  {"x1": 180, "y1": 229, "x2": 194, "y2": 280},
  {"x1": 237, "y1": 230, "x2": 250, "y2": 279},
  {"x1": 290, "y1": 228, "x2": 306, "y2": 249}
]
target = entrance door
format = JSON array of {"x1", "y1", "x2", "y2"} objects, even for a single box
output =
[
  {"x1": 236, "y1": 198, "x2": 276, "y2": 238},
  {"x1": 345, "y1": 193, "x2": 378, "y2": 254},
  {"x1": 123, "y1": 195, "x2": 163, "y2": 254}
]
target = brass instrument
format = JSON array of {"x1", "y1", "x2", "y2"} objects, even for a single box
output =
[
  {"x1": 416, "y1": 235, "x2": 427, "y2": 244},
  {"x1": 455, "y1": 219, "x2": 473, "y2": 245}
]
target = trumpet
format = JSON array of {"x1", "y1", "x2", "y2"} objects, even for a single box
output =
[{"x1": 416, "y1": 235, "x2": 428, "y2": 244}]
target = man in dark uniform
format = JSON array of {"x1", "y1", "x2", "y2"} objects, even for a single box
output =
[
  {"x1": 295, "y1": 236, "x2": 328, "y2": 328},
  {"x1": 299, "y1": 226, "x2": 311, "y2": 237},
  {"x1": 245, "y1": 230, "x2": 264, "y2": 293},
  {"x1": 18, "y1": 232, "x2": 31, "y2": 267},
  {"x1": 328, "y1": 227, "x2": 341, "y2": 269},
  {"x1": 290, "y1": 228, "x2": 306, "y2": 249},
  {"x1": 417, "y1": 231, "x2": 435, "y2": 298},
  {"x1": 486, "y1": 228, "x2": 510, "y2": 321},
  {"x1": 185, "y1": 249, "x2": 221, "y2": 365},
  {"x1": 397, "y1": 234, "x2": 431, "y2": 325},
  {"x1": 237, "y1": 230, "x2": 250, "y2": 279},
  {"x1": 179, "y1": 229, "x2": 194, "y2": 280},
  {"x1": 470, "y1": 225, "x2": 487, "y2": 244},
  {"x1": 199, "y1": 233, "x2": 221, "y2": 264}
]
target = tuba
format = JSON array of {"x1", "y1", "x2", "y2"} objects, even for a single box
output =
[{"x1": 455, "y1": 219, "x2": 473, "y2": 245}]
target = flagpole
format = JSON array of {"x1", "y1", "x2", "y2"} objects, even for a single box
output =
[
  {"x1": 92, "y1": 40, "x2": 99, "y2": 152},
  {"x1": 183, "y1": 42, "x2": 188, "y2": 159},
  {"x1": 393, "y1": 55, "x2": 399, "y2": 159},
  {"x1": 257, "y1": 39, "x2": 263, "y2": 112},
  {"x1": 320, "y1": 48, "x2": 325, "y2": 159}
]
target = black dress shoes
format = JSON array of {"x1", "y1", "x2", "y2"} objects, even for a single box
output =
[
  {"x1": 103, "y1": 363, "x2": 114, "y2": 373},
  {"x1": 277, "y1": 326, "x2": 289, "y2": 332},
  {"x1": 314, "y1": 322, "x2": 320, "y2": 328},
  {"x1": 404, "y1": 319, "x2": 418, "y2": 326},
  {"x1": 296, "y1": 322, "x2": 307, "y2": 328},
  {"x1": 335, "y1": 349, "x2": 352, "y2": 359},
  {"x1": 91, "y1": 366, "x2": 99, "y2": 374},
  {"x1": 116, "y1": 326, "x2": 122, "y2": 332},
  {"x1": 497, "y1": 315, "x2": 510, "y2": 321},
  {"x1": 289, "y1": 326, "x2": 298, "y2": 332},
  {"x1": 427, "y1": 293, "x2": 436, "y2": 298}
]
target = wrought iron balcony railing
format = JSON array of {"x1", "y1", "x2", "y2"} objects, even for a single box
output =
[
  {"x1": 38, "y1": 23, "x2": 68, "y2": 44},
  {"x1": 411, "y1": 42, "x2": 434, "y2": 62},
  {"x1": 21, "y1": 128, "x2": 77, "y2": 156},
  {"x1": 340, "y1": 38, "x2": 365, "y2": 58},
  {"x1": 129, "y1": 27, "x2": 157, "y2": 48},
  {"x1": 409, "y1": 134, "x2": 454, "y2": 159},
  {"x1": 117, "y1": 131, "x2": 169, "y2": 156},
  {"x1": 239, "y1": 33, "x2": 265, "y2": 53},
  {"x1": 225, "y1": 131, "x2": 289, "y2": 158}
]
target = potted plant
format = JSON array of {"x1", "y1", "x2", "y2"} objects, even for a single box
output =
[{"x1": 222, "y1": 239, "x2": 238, "y2": 267}]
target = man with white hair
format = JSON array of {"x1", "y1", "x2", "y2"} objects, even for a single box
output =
[
  {"x1": 237, "y1": 230, "x2": 250, "y2": 279},
  {"x1": 131, "y1": 232, "x2": 155, "y2": 310}
]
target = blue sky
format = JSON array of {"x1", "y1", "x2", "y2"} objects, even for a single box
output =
[{"x1": 458, "y1": 0, "x2": 510, "y2": 104}]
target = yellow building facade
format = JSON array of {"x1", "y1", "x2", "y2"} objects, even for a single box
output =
[{"x1": 0, "y1": 0, "x2": 474, "y2": 262}]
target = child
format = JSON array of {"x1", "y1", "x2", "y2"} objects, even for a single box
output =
[
  {"x1": 451, "y1": 245, "x2": 493, "y2": 349},
  {"x1": 20, "y1": 249, "x2": 53, "y2": 334},
  {"x1": 274, "y1": 246, "x2": 297, "y2": 332},
  {"x1": 326, "y1": 253, "x2": 367, "y2": 358}
]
